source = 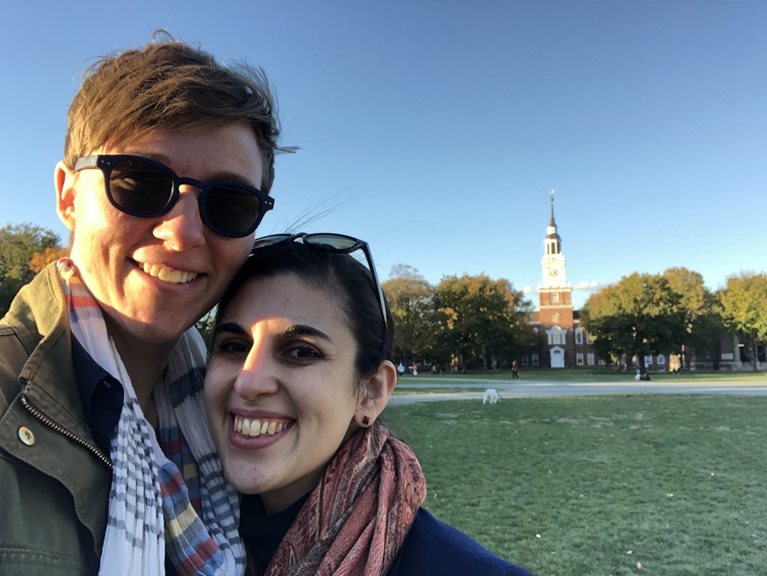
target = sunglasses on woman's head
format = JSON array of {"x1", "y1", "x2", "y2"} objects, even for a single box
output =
[
  {"x1": 73, "y1": 154, "x2": 275, "y2": 238},
  {"x1": 251, "y1": 233, "x2": 388, "y2": 329}
]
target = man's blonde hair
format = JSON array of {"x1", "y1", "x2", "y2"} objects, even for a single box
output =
[{"x1": 65, "y1": 34, "x2": 286, "y2": 192}]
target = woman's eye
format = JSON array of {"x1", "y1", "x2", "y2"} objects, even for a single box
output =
[
  {"x1": 284, "y1": 344, "x2": 322, "y2": 360},
  {"x1": 214, "y1": 339, "x2": 250, "y2": 355}
]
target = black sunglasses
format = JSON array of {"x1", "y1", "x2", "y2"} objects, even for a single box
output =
[
  {"x1": 73, "y1": 154, "x2": 275, "y2": 238},
  {"x1": 252, "y1": 233, "x2": 388, "y2": 329}
]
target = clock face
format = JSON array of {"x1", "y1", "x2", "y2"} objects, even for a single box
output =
[{"x1": 549, "y1": 268, "x2": 559, "y2": 276}]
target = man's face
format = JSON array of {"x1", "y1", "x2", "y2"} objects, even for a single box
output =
[{"x1": 56, "y1": 123, "x2": 262, "y2": 346}]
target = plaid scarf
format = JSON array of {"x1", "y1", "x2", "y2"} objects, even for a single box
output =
[
  {"x1": 58, "y1": 259, "x2": 245, "y2": 575},
  {"x1": 261, "y1": 423, "x2": 426, "y2": 576}
]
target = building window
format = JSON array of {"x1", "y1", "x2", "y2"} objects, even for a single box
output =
[
  {"x1": 586, "y1": 331, "x2": 594, "y2": 344},
  {"x1": 576, "y1": 353, "x2": 584, "y2": 366},
  {"x1": 575, "y1": 328, "x2": 583, "y2": 345},
  {"x1": 532, "y1": 353, "x2": 540, "y2": 367},
  {"x1": 551, "y1": 292, "x2": 559, "y2": 303},
  {"x1": 547, "y1": 326, "x2": 567, "y2": 346},
  {"x1": 587, "y1": 353, "x2": 595, "y2": 366}
]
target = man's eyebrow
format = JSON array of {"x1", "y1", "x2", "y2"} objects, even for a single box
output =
[
  {"x1": 122, "y1": 152, "x2": 258, "y2": 186},
  {"x1": 280, "y1": 324, "x2": 334, "y2": 344}
]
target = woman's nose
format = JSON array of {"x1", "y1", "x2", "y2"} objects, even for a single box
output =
[{"x1": 232, "y1": 342, "x2": 279, "y2": 400}]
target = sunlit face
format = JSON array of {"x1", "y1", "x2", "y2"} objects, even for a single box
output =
[
  {"x1": 56, "y1": 123, "x2": 260, "y2": 347},
  {"x1": 204, "y1": 273, "x2": 363, "y2": 513}
]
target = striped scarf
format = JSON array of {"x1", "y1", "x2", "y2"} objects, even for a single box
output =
[{"x1": 58, "y1": 259, "x2": 245, "y2": 575}]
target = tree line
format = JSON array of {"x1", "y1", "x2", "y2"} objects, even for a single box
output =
[
  {"x1": 382, "y1": 264, "x2": 536, "y2": 370},
  {"x1": 384, "y1": 265, "x2": 767, "y2": 373},
  {"x1": 2, "y1": 223, "x2": 765, "y2": 372},
  {"x1": 582, "y1": 267, "x2": 767, "y2": 373},
  {"x1": 0, "y1": 223, "x2": 67, "y2": 316}
]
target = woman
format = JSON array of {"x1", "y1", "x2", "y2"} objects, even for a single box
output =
[{"x1": 204, "y1": 233, "x2": 533, "y2": 575}]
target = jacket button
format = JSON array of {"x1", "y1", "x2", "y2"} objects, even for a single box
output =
[{"x1": 18, "y1": 426, "x2": 35, "y2": 446}]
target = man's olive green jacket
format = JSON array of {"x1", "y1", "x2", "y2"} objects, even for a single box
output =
[{"x1": 0, "y1": 264, "x2": 111, "y2": 575}]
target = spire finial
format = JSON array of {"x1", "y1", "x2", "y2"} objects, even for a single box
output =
[{"x1": 549, "y1": 188, "x2": 556, "y2": 225}]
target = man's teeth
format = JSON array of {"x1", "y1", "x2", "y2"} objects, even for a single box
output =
[
  {"x1": 233, "y1": 415, "x2": 288, "y2": 438},
  {"x1": 141, "y1": 263, "x2": 198, "y2": 284}
]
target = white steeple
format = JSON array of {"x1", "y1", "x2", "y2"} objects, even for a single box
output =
[{"x1": 541, "y1": 189, "x2": 567, "y2": 287}]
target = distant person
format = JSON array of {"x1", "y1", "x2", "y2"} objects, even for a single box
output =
[
  {"x1": 512, "y1": 359, "x2": 520, "y2": 379},
  {"x1": 669, "y1": 354, "x2": 682, "y2": 374},
  {"x1": 0, "y1": 34, "x2": 288, "y2": 574},
  {"x1": 204, "y1": 233, "x2": 533, "y2": 575},
  {"x1": 397, "y1": 361, "x2": 406, "y2": 375}
]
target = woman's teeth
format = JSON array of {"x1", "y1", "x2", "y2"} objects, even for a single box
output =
[{"x1": 233, "y1": 415, "x2": 288, "y2": 437}]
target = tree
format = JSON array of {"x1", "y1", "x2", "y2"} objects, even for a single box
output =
[
  {"x1": 0, "y1": 223, "x2": 62, "y2": 315},
  {"x1": 717, "y1": 273, "x2": 767, "y2": 372},
  {"x1": 662, "y1": 267, "x2": 722, "y2": 368},
  {"x1": 195, "y1": 307, "x2": 218, "y2": 349},
  {"x1": 382, "y1": 265, "x2": 436, "y2": 365},
  {"x1": 581, "y1": 272, "x2": 685, "y2": 377},
  {"x1": 28, "y1": 246, "x2": 69, "y2": 274},
  {"x1": 432, "y1": 273, "x2": 533, "y2": 370}
]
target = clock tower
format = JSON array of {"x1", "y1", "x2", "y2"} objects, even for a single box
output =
[
  {"x1": 537, "y1": 190, "x2": 574, "y2": 367},
  {"x1": 541, "y1": 189, "x2": 567, "y2": 288}
]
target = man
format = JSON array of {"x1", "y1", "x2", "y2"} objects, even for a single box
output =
[{"x1": 0, "y1": 36, "x2": 287, "y2": 575}]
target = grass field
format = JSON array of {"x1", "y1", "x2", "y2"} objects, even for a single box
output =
[{"x1": 385, "y1": 394, "x2": 767, "y2": 575}]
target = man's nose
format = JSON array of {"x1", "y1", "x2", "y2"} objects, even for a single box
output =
[{"x1": 152, "y1": 186, "x2": 206, "y2": 250}]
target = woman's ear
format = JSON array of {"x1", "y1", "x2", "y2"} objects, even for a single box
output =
[{"x1": 354, "y1": 360, "x2": 397, "y2": 427}]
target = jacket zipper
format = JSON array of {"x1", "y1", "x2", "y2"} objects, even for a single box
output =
[{"x1": 20, "y1": 393, "x2": 113, "y2": 470}]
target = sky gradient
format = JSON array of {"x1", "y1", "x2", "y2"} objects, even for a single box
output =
[{"x1": 3, "y1": 1, "x2": 766, "y2": 309}]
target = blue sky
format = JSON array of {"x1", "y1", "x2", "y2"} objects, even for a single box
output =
[{"x1": 3, "y1": 1, "x2": 766, "y2": 309}]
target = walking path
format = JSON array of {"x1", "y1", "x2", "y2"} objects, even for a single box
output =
[{"x1": 389, "y1": 377, "x2": 767, "y2": 405}]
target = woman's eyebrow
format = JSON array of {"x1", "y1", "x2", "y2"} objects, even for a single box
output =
[
  {"x1": 280, "y1": 323, "x2": 334, "y2": 344},
  {"x1": 213, "y1": 322, "x2": 248, "y2": 337}
]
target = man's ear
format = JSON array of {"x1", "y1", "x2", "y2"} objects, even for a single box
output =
[
  {"x1": 55, "y1": 161, "x2": 78, "y2": 231},
  {"x1": 354, "y1": 360, "x2": 397, "y2": 428}
]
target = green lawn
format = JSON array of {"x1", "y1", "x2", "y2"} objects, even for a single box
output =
[{"x1": 385, "y1": 395, "x2": 767, "y2": 575}]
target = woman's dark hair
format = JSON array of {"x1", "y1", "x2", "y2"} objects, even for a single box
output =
[{"x1": 216, "y1": 241, "x2": 394, "y2": 380}]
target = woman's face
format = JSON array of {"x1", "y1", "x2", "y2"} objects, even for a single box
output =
[{"x1": 204, "y1": 273, "x2": 363, "y2": 513}]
